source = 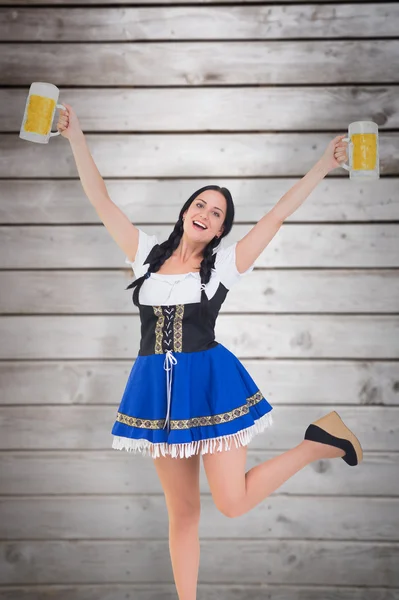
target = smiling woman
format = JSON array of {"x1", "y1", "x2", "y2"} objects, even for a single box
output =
[
  {"x1": 111, "y1": 184, "x2": 272, "y2": 458},
  {"x1": 187, "y1": 194, "x2": 225, "y2": 236},
  {"x1": 3, "y1": 0, "x2": 398, "y2": 597}
]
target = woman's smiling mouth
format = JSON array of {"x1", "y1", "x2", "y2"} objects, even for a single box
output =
[{"x1": 192, "y1": 220, "x2": 208, "y2": 231}]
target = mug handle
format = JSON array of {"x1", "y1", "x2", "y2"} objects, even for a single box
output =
[
  {"x1": 340, "y1": 136, "x2": 351, "y2": 171},
  {"x1": 50, "y1": 103, "x2": 67, "y2": 137}
]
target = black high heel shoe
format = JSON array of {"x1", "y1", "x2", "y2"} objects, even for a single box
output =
[{"x1": 304, "y1": 410, "x2": 363, "y2": 466}]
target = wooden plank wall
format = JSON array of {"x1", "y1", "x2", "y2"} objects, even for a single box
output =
[{"x1": 0, "y1": 1, "x2": 399, "y2": 599}]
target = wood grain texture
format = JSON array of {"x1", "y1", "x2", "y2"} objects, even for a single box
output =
[
  {"x1": 1, "y1": 41, "x2": 398, "y2": 86},
  {"x1": 2, "y1": 224, "x2": 399, "y2": 268},
  {"x1": 1, "y1": 0, "x2": 398, "y2": 594},
  {"x1": 3, "y1": 87, "x2": 399, "y2": 132},
  {"x1": 1, "y1": 270, "x2": 398, "y2": 314},
  {"x1": 0, "y1": 450, "x2": 397, "y2": 496},
  {"x1": 1, "y1": 315, "x2": 398, "y2": 359},
  {"x1": 1, "y1": 495, "x2": 398, "y2": 540},
  {"x1": 0, "y1": 584, "x2": 398, "y2": 600},
  {"x1": 1, "y1": 4, "x2": 395, "y2": 41},
  {"x1": 1, "y1": 178, "x2": 398, "y2": 223},
  {"x1": 0, "y1": 406, "x2": 397, "y2": 451},
  {"x1": 3, "y1": 133, "x2": 398, "y2": 177},
  {"x1": 0, "y1": 0, "x2": 371, "y2": 4},
  {"x1": 1, "y1": 360, "x2": 398, "y2": 406},
  {"x1": 1, "y1": 540, "x2": 398, "y2": 586}
]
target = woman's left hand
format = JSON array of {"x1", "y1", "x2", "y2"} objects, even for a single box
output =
[{"x1": 319, "y1": 135, "x2": 349, "y2": 173}]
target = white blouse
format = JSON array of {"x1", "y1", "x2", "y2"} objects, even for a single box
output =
[{"x1": 125, "y1": 228, "x2": 255, "y2": 306}]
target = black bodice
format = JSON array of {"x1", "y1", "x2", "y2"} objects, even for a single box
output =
[{"x1": 137, "y1": 281, "x2": 228, "y2": 356}]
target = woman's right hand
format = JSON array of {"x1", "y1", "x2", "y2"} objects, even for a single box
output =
[{"x1": 57, "y1": 103, "x2": 83, "y2": 142}]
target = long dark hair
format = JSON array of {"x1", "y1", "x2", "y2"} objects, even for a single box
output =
[{"x1": 126, "y1": 185, "x2": 235, "y2": 316}]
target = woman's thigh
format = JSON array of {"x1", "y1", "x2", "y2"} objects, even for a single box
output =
[
  {"x1": 153, "y1": 451, "x2": 201, "y2": 520},
  {"x1": 202, "y1": 442, "x2": 247, "y2": 516}
]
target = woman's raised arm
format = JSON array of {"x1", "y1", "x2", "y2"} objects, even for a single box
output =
[
  {"x1": 57, "y1": 103, "x2": 139, "y2": 263},
  {"x1": 235, "y1": 135, "x2": 348, "y2": 273}
]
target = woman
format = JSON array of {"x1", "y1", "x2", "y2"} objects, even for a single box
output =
[{"x1": 58, "y1": 104, "x2": 362, "y2": 600}]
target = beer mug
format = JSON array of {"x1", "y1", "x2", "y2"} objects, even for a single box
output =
[
  {"x1": 19, "y1": 82, "x2": 66, "y2": 144},
  {"x1": 341, "y1": 121, "x2": 379, "y2": 181}
]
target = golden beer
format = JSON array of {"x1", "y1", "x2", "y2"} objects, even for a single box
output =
[
  {"x1": 351, "y1": 133, "x2": 377, "y2": 171},
  {"x1": 341, "y1": 122, "x2": 379, "y2": 181},
  {"x1": 20, "y1": 83, "x2": 65, "y2": 143},
  {"x1": 24, "y1": 94, "x2": 56, "y2": 135}
]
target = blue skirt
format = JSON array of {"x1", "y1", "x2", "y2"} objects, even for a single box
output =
[{"x1": 111, "y1": 342, "x2": 273, "y2": 459}]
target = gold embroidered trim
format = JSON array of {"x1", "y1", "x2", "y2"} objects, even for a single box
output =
[
  {"x1": 115, "y1": 390, "x2": 266, "y2": 431},
  {"x1": 173, "y1": 304, "x2": 184, "y2": 353},
  {"x1": 153, "y1": 306, "x2": 164, "y2": 354}
]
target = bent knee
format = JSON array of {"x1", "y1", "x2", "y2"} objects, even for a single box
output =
[{"x1": 214, "y1": 497, "x2": 244, "y2": 519}]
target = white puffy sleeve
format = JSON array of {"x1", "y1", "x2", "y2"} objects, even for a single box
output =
[
  {"x1": 213, "y1": 240, "x2": 256, "y2": 290},
  {"x1": 125, "y1": 227, "x2": 159, "y2": 278}
]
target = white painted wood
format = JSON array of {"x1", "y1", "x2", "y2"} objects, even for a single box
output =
[
  {"x1": 1, "y1": 1, "x2": 398, "y2": 595},
  {"x1": 0, "y1": 540, "x2": 398, "y2": 586},
  {"x1": 1, "y1": 41, "x2": 398, "y2": 86},
  {"x1": 0, "y1": 0, "x2": 370, "y2": 4},
  {"x1": 4, "y1": 132, "x2": 398, "y2": 178},
  {"x1": 1, "y1": 178, "x2": 398, "y2": 223},
  {"x1": 0, "y1": 450, "x2": 397, "y2": 496},
  {"x1": 0, "y1": 406, "x2": 397, "y2": 451},
  {"x1": 1, "y1": 315, "x2": 398, "y2": 359},
  {"x1": 2, "y1": 224, "x2": 399, "y2": 268},
  {"x1": 1, "y1": 495, "x2": 397, "y2": 541},
  {"x1": 1, "y1": 269, "x2": 398, "y2": 314},
  {"x1": 1, "y1": 360, "x2": 398, "y2": 406},
  {"x1": 0, "y1": 584, "x2": 397, "y2": 600},
  {"x1": 2, "y1": 87, "x2": 398, "y2": 132},
  {"x1": 1, "y1": 5, "x2": 396, "y2": 41}
]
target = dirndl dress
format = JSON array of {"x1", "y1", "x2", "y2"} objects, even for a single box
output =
[{"x1": 111, "y1": 228, "x2": 273, "y2": 459}]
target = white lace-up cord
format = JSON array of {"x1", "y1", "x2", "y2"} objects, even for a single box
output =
[
  {"x1": 162, "y1": 280, "x2": 205, "y2": 431},
  {"x1": 163, "y1": 349, "x2": 178, "y2": 431}
]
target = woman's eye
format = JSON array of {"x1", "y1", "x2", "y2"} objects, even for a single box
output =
[{"x1": 195, "y1": 202, "x2": 219, "y2": 217}]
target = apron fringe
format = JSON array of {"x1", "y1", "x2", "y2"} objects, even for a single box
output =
[{"x1": 112, "y1": 410, "x2": 273, "y2": 459}]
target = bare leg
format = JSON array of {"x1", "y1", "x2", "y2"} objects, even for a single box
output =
[
  {"x1": 203, "y1": 439, "x2": 344, "y2": 518},
  {"x1": 242, "y1": 440, "x2": 343, "y2": 513},
  {"x1": 153, "y1": 452, "x2": 201, "y2": 600}
]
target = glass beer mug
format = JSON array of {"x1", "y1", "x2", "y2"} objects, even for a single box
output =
[
  {"x1": 19, "y1": 82, "x2": 66, "y2": 144},
  {"x1": 341, "y1": 121, "x2": 379, "y2": 181}
]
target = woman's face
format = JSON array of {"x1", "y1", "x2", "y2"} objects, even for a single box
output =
[{"x1": 183, "y1": 190, "x2": 226, "y2": 243}]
